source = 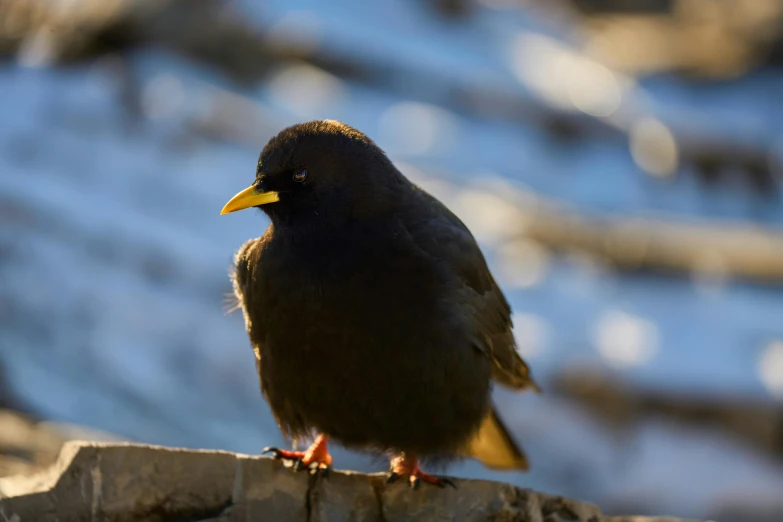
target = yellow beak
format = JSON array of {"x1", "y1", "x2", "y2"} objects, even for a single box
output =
[{"x1": 220, "y1": 185, "x2": 280, "y2": 215}]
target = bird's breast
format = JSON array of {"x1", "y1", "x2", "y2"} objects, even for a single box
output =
[
  {"x1": 246, "y1": 227, "x2": 491, "y2": 452},
  {"x1": 252, "y1": 227, "x2": 457, "y2": 362}
]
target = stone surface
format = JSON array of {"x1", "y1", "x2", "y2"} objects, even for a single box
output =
[
  {"x1": 0, "y1": 442, "x2": 699, "y2": 522},
  {"x1": 0, "y1": 408, "x2": 124, "y2": 479}
]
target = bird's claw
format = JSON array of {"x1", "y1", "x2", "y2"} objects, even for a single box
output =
[
  {"x1": 409, "y1": 475, "x2": 455, "y2": 489},
  {"x1": 261, "y1": 446, "x2": 284, "y2": 459},
  {"x1": 292, "y1": 458, "x2": 306, "y2": 472},
  {"x1": 313, "y1": 464, "x2": 331, "y2": 479},
  {"x1": 263, "y1": 446, "x2": 301, "y2": 463},
  {"x1": 263, "y1": 446, "x2": 331, "y2": 479},
  {"x1": 386, "y1": 469, "x2": 456, "y2": 489},
  {"x1": 292, "y1": 458, "x2": 331, "y2": 478},
  {"x1": 438, "y1": 477, "x2": 457, "y2": 489}
]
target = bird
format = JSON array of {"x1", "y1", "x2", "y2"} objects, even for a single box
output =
[{"x1": 221, "y1": 120, "x2": 539, "y2": 488}]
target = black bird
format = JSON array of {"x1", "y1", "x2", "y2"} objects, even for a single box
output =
[{"x1": 221, "y1": 120, "x2": 538, "y2": 487}]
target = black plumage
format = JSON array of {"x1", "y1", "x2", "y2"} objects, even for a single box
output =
[{"x1": 223, "y1": 120, "x2": 538, "y2": 483}]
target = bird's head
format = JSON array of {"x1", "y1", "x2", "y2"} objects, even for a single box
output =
[{"x1": 221, "y1": 120, "x2": 403, "y2": 226}]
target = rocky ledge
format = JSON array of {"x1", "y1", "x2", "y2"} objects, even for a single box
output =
[{"x1": 0, "y1": 442, "x2": 694, "y2": 521}]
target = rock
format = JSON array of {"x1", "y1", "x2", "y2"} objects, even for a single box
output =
[
  {"x1": 0, "y1": 409, "x2": 63, "y2": 478},
  {"x1": 0, "y1": 442, "x2": 699, "y2": 522},
  {"x1": 550, "y1": 368, "x2": 783, "y2": 461},
  {"x1": 0, "y1": 409, "x2": 127, "y2": 479}
]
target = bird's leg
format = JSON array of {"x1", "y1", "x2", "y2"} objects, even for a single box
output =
[
  {"x1": 386, "y1": 453, "x2": 456, "y2": 489},
  {"x1": 263, "y1": 434, "x2": 332, "y2": 476}
]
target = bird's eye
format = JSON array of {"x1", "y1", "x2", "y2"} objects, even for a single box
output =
[{"x1": 293, "y1": 170, "x2": 308, "y2": 183}]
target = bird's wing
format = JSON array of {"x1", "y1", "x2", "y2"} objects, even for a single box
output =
[
  {"x1": 232, "y1": 237, "x2": 267, "y2": 393},
  {"x1": 403, "y1": 189, "x2": 539, "y2": 392}
]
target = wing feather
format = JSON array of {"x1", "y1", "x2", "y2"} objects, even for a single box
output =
[{"x1": 403, "y1": 188, "x2": 539, "y2": 391}]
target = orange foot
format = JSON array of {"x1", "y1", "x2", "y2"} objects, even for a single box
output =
[
  {"x1": 263, "y1": 434, "x2": 333, "y2": 477},
  {"x1": 387, "y1": 453, "x2": 456, "y2": 490}
]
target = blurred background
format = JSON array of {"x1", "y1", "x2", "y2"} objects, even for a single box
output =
[{"x1": 1, "y1": 0, "x2": 783, "y2": 520}]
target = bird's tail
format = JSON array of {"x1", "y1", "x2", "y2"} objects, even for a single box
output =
[{"x1": 464, "y1": 405, "x2": 528, "y2": 471}]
